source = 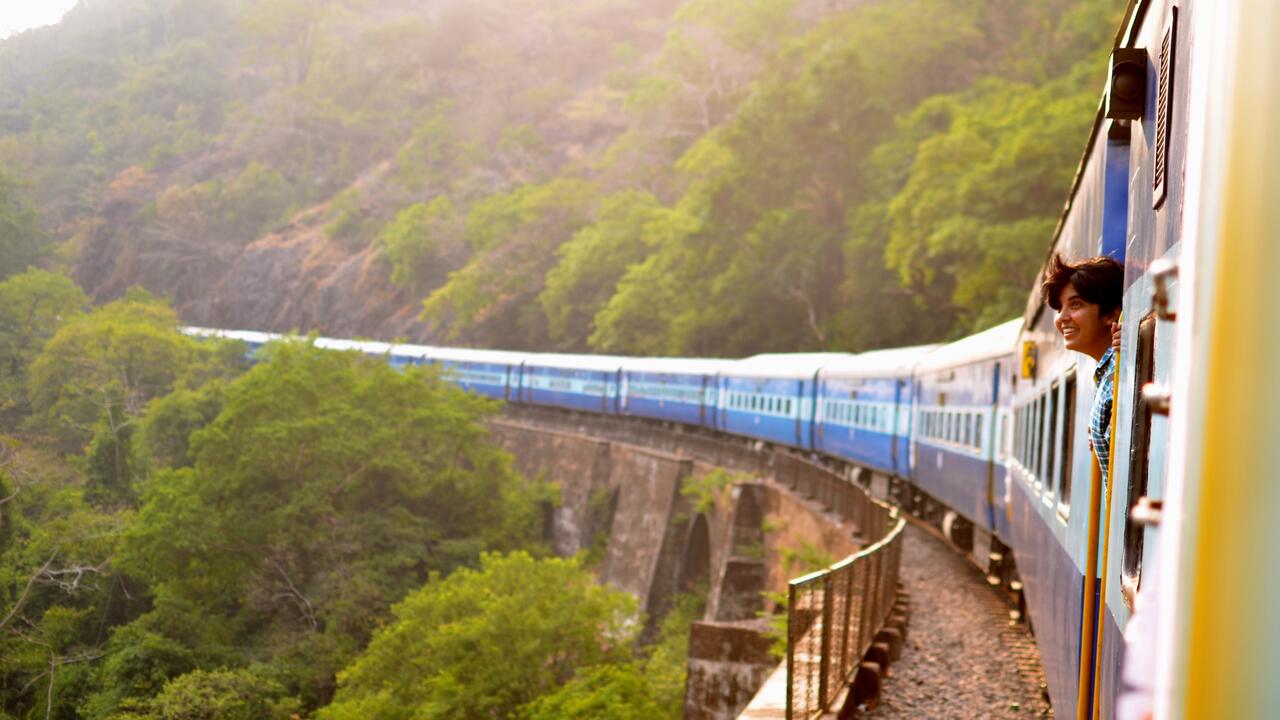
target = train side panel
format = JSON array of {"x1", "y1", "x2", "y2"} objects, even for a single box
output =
[
  {"x1": 719, "y1": 375, "x2": 813, "y2": 450},
  {"x1": 815, "y1": 375, "x2": 899, "y2": 475}
]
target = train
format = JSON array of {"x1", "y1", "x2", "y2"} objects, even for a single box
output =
[{"x1": 186, "y1": 0, "x2": 1280, "y2": 717}]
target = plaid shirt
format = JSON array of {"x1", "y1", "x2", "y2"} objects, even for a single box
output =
[{"x1": 1090, "y1": 347, "x2": 1116, "y2": 481}]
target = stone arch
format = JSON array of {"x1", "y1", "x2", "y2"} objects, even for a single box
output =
[
  {"x1": 714, "y1": 484, "x2": 769, "y2": 621},
  {"x1": 679, "y1": 512, "x2": 712, "y2": 594},
  {"x1": 730, "y1": 484, "x2": 766, "y2": 558}
]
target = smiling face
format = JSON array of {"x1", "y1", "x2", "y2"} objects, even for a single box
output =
[{"x1": 1055, "y1": 284, "x2": 1117, "y2": 360}]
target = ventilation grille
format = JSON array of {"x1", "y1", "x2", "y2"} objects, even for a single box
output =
[{"x1": 1153, "y1": 9, "x2": 1177, "y2": 208}]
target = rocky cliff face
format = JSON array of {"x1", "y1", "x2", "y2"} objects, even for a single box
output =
[{"x1": 74, "y1": 152, "x2": 433, "y2": 342}]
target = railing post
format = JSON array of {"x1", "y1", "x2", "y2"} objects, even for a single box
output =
[
  {"x1": 818, "y1": 573, "x2": 833, "y2": 708},
  {"x1": 786, "y1": 581, "x2": 797, "y2": 718}
]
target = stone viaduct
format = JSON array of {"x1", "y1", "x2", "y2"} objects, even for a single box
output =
[{"x1": 490, "y1": 406, "x2": 896, "y2": 719}]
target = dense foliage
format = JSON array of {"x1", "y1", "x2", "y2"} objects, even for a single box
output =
[
  {"x1": 0, "y1": 0, "x2": 1119, "y2": 353},
  {"x1": 0, "y1": 269, "x2": 701, "y2": 717},
  {"x1": 0, "y1": 276, "x2": 560, "y2": 717}
]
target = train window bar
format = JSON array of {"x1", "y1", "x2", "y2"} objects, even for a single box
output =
[
  {"x1": 1122, "y1": 313, "x2": 1158, "y2": 605},
  {"x1": 1045, "y1": 381, "x2": 1061, "y2": 505},
  {"x1": 1033, "y1": 394, "x2": 1045, "y2": 490},
  {"x1": 999, "y1": 412, "x2": 1010, "y2": 460},
  {"x1": 1059, "y1": 374, "x2": 1077, "y2": 521}
]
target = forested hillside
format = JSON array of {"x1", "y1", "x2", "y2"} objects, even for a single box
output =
[
  {"x1": 0, "y1": 1, "x2": 1124, "y2": 716},
  {"x1": 0, "y1": 0, "x2": 1120, "y2": 354}
]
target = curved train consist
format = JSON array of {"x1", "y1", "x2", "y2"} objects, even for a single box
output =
[{"x1": 190, "y1": 0, "x2": 1280, "y2": 716}]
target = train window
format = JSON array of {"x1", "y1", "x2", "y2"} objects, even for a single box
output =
[
  {"x1": 1037, "y1": 394, "x2": 1048, "y2": 481},
  {"x1": 974, "y1": 414, "x2": 983, "y2": 451},
  {"x1": 786, "y1": 399, "x2": 792, "y2": 415},
  {"x1": 1046, "y1": 381, "x2": 1061, "y2": 496},
  {"x1": 1014, "y1": 408, "x2": 1022, "y2": 464},
  {"x1": 962, "y1": 413, "x2": 971, "y2": 446},
  {"x1": 1059, "y1": 375, "x2": 1077, "y2": 518},
  {"x1": 1022, "y1": 407, "x2": 1030, "y2": 469},
  {"x1": 1123, "y1": 314, "x2": 1159, "y2": 597},
  {"x1": 1029, "y1": 397, "x2": 1040, "y2": 478},
  {"x1": 1021, "y1": 406, "x2": 1030, "y2": 466}
]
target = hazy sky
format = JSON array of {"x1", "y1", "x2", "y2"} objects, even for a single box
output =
[{"x1": 0, "y1": 0, "x2": 80, "y2": 38}]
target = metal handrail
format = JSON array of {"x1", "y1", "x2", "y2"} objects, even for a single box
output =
[{"x1": 786, "y1": 508, "x2": 906, "y2": 719}]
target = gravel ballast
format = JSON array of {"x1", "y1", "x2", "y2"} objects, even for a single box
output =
[{"x1": 865, "y1": 522, "x2": 1053, "y2": 718}]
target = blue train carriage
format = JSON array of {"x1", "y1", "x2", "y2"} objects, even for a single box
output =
[
  {"x1": 1009, "y1": 72, "x2": 1136, "y2": 715},
  {"x1": 717, "y1": 353, "x2": 845, "y2": 451},
  {"x1": 420, "y1": 347, "x2": 530, "y2": 401},
  {"x1": 314, "y1": 336, "x2": 399, "y2": 364},
  {"x1": 317, "y1": 338, "x2": 439, "y2": 372},
  {"x1": 908, "y1": 319, "x2": 1020, "y2": 539},
  {"x1": 618, "y1": 357, "x2": 729, "y2": 430},
  {"x1": 813, "y1": 345, "x2": 939, "y2": 478},
  {"x1": 181, "y1": 327, "x2": 281, "y2": 359},
  {"x1": 518, "y1": 353, "x2": 628, "y2": 414},
  {"x1": 1007, "y1": 0, "x2": 1193, "y2": 713},
  {"x1": 1087, "y1": 0, "x2": 1193, "y2": 715}
]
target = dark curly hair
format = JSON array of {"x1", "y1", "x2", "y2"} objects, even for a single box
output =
[{"x1": 1041, "y1": 253, "x2": 1124, "y2": 315}]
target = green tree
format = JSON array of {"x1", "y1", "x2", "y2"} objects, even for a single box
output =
[
  {"x1": 26, "y1": 290, "x2": 225, "y2": 458},
  {"x1": 539, "y1": 190, "x2": 661, "y2": 347},
  {"x1": 0, "y1": 442, "x2": 137, "y2": 719},
  {"x1": 421, "y1": 178, "x2": 597, "y2": 348},
  {"x1": 378, "y1": 196, "x2": 462, "y2": 294},
  {"x1": 320, "y1": 552, "x2": 638, "y2": 720},
  {"x1": 0, "y1": 171, "x2": 52, "y2": 279},
  {"x1": 882, "y1": 66, "x2": 1101, "y2": 330},
  {"x1": 0, "y1": 269, "x2": 88, "y2": 412},
  {"x1": 523, "y1": 664, "x2": 667, "y2": 720},
  {"x1": 118, "y1": 341, "x2": 544, "y2": 708},
  {"x1": 112, "y1": 667, "x2": 302, "y2": 720}
]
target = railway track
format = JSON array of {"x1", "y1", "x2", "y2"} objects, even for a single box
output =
[{"x1": 862, "y1": 522, "x2": 1051, "y2": 718}]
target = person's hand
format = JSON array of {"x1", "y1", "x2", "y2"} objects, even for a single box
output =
[{"x1": 1111, "y1": 321, "x2": 1121, "y2": 350}]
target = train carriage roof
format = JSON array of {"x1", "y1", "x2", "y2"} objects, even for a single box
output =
[
  {"x1": 182, "y1": 327, "x2": 281, "y2": 345},
  {"x1": 816, "y1": 345, "x2": 942, "y2": 380},
  {"x1": 423, "y1": 347, "x2": 531, "y2": 365},
  {"x1": 721, "y1": 353, "x2": 854, "y2": 380},
  {"x1": 314, "y1": 337, "x2": 395, "y2": 355},
  {"x1": 914, "y1": 319, "x2": 1022, "y2": 373},
  {"x1": 522, "y1": 353, "x2": 631, "y2": 372},
  {"x1": 620, "y1": 357, "x2": 733, "y2": 375},
  {"x1": 386, "y1": 343, "x2": 434, "y2": 361}
]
